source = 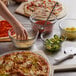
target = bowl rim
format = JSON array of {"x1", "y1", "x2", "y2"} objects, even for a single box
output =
[
  {"x1": 29, "y1": 13, "x2": 58, "y2": 26},
  {"x1": 59, "y1": 18, "x2": 76, "y2": 32}
]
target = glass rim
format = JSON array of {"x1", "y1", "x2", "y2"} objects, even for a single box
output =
[
  {"x1": 8, "y1": 28, "x2": 39, "y2": 41},
  {"x1": 59, "y1": 18, "x2": 76, "y2": 32},
  {"x1": 29, "y1": 13, "x2": 58, "y2": 26}
]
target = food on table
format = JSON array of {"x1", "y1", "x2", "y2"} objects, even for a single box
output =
[
  {"x1": 0, "y1": 20, "x2": 15, "y2": 37},
  {"x1": 44, "y1": 35, "x2": 64, "y2": 52},
  {"x1": 62, "y1": 27, "x2": 76, "y2": 40},
  {"x1": 0, "y1": 51, "x2": 50, "y2": 76},
  {"x1": 32, "y1": 20, "x2": 53, "y2": 33},
  {"x1": 23, "y1": 0, "x2": 64, "y2": 20}
]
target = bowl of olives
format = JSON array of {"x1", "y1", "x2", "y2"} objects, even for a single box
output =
[{"x1": 41, "y1": 32, "x2": 65, "y2": 52}]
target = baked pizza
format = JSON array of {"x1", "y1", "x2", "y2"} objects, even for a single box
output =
[
  {"x1": 23, "y1": 0, "x2": 66, "y2": 20},
  {"x1": 0, "y1": 51, "x2": 50, "y2": 76}
]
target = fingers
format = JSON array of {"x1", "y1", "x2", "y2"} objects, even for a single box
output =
[
  {"x1": 32, "y1": 25, "x2": 39, "y2": 32},
  {"x1": 13, "y1": 25, "x2": 28, "y2": 40},
  {"x1": 16, "y1": 30, "x2": 28, "y2": 40},
  {"x1": 16, "y1": 34, "x2": 20, "y2": 40},
  {"x1": 24, "y1": 30, "x2": 28, "y2": 40}
]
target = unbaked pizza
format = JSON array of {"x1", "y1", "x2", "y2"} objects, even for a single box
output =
[
  {"x1": 0, "y1": 20, "x2": 15, "y2": 41},
  {"x1": 23, "y1": 0, "x2": 66, "y2": 20},
  {"x1": 0, "y1": 51, "x2": 50, "y2": 76}
]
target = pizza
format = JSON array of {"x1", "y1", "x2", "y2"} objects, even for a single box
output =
[
  {"x1": 0, "y1": 51, "x2": 50, "y2": 76},
  {"x1": 0, "y1": 20, "x2": 15, "y2": 41},
  {"x1": 23, "y1": 0, "x2": 66, "y2": 20}
]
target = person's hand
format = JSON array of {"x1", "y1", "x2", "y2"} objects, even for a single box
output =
[
  {"x1": 0, "y1": 0, "x2": 28, "y2": 40},
  {"x1": 13, "y1": 23, "x2": 28, "y2": 40},
  {"x1": 1, "y1": 0, "x2": 8, "y2": 6},
  {"x1": 13, "y1": 0, "x2": 27, "y2": 3}
]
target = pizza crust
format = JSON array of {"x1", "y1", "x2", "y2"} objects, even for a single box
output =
[
  {"x1": 15, "y1": 2, "x2": 27, "y2": 16},
  {"x1": 0, "y1": 19, "x2": 16, "y2": 42},
  {"x1": 0, "y1": 34, "x2": 16, "y2": 42},
  {"x1": 34, "y1": 51, "x2": 53, "y2": 76},
  {"x1": 24, "y1": 4, "x2": 32, "y2": 17},
  {"x1": 56, "y1": 5, "x2": 67, "y2": 19}
]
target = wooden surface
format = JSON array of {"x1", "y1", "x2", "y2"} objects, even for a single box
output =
[
  {"x1": 15, "y1": 2, "x2": 27, "y2": 16},
  {"x1": 0, "y1": 0, "x2": 76, "y2": 76}
]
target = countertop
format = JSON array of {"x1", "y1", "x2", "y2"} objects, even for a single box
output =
[{"x1": 0, "y1": 0, "x2": 76, "y2": 76}]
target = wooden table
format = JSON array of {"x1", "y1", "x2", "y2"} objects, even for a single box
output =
[{"x1": 0, "y1": 0, "x2": 76, "y2": 76}]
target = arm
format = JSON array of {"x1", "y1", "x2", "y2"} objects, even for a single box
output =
[
  {"x1": 13, "y1": 0, "x2": 27, "y2": 3},
  {"x1": 0, "y1": 1, "x2": 28, "y2": 40}
]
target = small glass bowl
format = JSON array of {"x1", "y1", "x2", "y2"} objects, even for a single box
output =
[
  {"x1": 8, "y1": 24, "x2": 39, "y2": 49},
  {"x1": 29, "y1": 11, "x2": 57, "y2": 34},
  {"x1": 59, "y1": 19, "x2": 76, "y2": 40},
  {"x1": 41, "y1": 32, "x2": 65, "y2": 52}
]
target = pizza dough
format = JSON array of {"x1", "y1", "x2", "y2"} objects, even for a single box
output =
[{"x1": 15, "y1": 0, "x2": 66, "y2": 20}]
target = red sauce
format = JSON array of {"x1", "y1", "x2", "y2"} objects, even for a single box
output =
[
  {"x1": 0, "y1": 20, "x2": 15, "y2": 37},
  {"x1": 33, "y1": 20, "x2": 53, "y2": 33}
]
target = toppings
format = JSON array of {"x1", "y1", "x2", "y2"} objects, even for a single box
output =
[
  {"x1": 65, "y1": 27, "x2": 76, "y2": 31},
  {"x1": 62, "y1": 27, "x2": 76, "y2": 40},
  {"x1": 45, "y1": 34, "x2": 64, "y2": 52}
]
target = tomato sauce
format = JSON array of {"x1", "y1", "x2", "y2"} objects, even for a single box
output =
[
  {"x1": 0, "y1": 20, "x2": 15, "y2": 37},
  {"x1": 33, "y1": 20, "x2": 53, "y2": 33}
]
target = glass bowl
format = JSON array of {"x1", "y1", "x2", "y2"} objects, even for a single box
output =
[
  {"x1": 29, "y1": 10, "x2": 57, "y2": 34},
  {"x1": 59, "y1": 19, "x2": 76, "y2": 40},
  {"x1": 41, "y1": 32, "x2": 65, "y2": 53},
  {"x1": 8, "y1": 24, "x2": 39, "y2": 49}
]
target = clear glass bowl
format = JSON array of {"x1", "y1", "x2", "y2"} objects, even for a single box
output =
[
  {"x1": 8, "y1": 24, "x2": 39, "y2": 49},
  {"x1": 29, "y1": 11, "x2": 57, "y2": 34},
  {"x1": 41, "y1": 32, "x2": 65, "y2": 53},
  {"x1": 59, "y1": 19, "x2": 76, "y2": 40}
]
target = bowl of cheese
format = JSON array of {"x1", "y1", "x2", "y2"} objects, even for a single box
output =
[
  {"x1": 8, "y1": 23, "x2": 39, "y2": 49},
  {"x1": 59, "y1": 19, "x2": 76, "y2": 40}
]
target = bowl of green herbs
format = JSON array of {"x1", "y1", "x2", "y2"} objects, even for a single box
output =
[{"x1": 41, "y1": 32, "x2": 65, "y2": 52}]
